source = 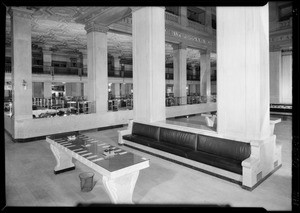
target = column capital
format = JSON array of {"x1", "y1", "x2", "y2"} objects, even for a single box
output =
[
  {"x1": 42, "y1": 44, "x2": 52, "y2": 51},
  {"x1": 172, "y1": 42, "x2": 187, "y2": 50},
  {"x1": 270, "y1": 45, "x2": 281, "y2": 52},
  {"x1": 130, "y1": 6, "x2": 165, "y2": 13},
  {"x1": 78, "y1": 49, "x2": 87, "y2": 55},
  {"x1": 84, "y1": 22, "x2": 109, "y2": 34},
  {"x1": 8, "y1": 7, "x2": 33, "y2": 19},
  {"x1": 111, "y1": 52, "x2": 122, "y2": 59},
  {"x1": 42, "y1": 49, "x2": 53, "y2": 55},
  {"x1": 200, "y1": 48, "x2": 211, "y2": 55}
]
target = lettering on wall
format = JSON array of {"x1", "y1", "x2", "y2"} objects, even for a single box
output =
[
  {"x1": 270, "y1": 34, "x2": 292, "y2": 42},
  {"x1": 165, "y1": 29, "x2": 213, "y2": 46}
]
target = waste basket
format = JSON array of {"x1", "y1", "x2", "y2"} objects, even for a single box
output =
[{"x1": 79, "y1": 172, "x2": 94, "y2": 192}]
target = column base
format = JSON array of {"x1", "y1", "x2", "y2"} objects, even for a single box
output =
[{"x1": 241, "y1": 164, "x2": 282, "y2": 191}]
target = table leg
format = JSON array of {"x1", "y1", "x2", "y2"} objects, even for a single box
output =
[
  {"x1": 50, "y1": 144, "x2": 75, "y2": 174},
  {"x1": 102, "y1": 171, "x2": 140, "y2": 204}
]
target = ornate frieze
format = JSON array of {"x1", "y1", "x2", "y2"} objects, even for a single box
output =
[
  {"x1": 270, "y1": 45, "x2": 282, "y2": 52},
  {"x1": 270, "y1": 34, "x2": 292, "y2": 42}
]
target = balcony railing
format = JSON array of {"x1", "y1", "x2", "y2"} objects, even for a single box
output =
[
  {"x1": 166, "y1": 73, "x2": 174, "y2": 80},
  {"x1": 32, "y1": 66, "x2": 49, "y2": 74},
  {"x1": 166, "y1": 95, "x2": 216, "y2": 107},
  {"x1": 108, "y1": 98, "x2": 133, "y2": 111},
  {"x1": 6, "y1": 65, "x2": 204, "y2": 81},
  {"x1": 187, "y1": 75, "x2": 200, "y2": 81},
  {"x1": 32, "y1": 97, "x2": 96, "y2": 118},
  {"x1": 53, "y1": 67, "x2": 79, "y2": 75},
  {"x1": 108, "y1": 68, "x2": 133, "y2": 78}
]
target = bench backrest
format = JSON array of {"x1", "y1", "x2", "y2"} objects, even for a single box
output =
[
  {"x1": 132, "y1": 122, "x2": 160, "y2": 141},
  {"x1": 159, "y1": 128, "x2": 197, "y2": 150},
  {"x1": 197, "y1": 134, "x2": 251, "y2": 161}
]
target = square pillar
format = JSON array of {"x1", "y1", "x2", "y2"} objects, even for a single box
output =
[
  {"x1": 173, "y1": 43, "x2": 187, "y2": 104},
  {"x1": 217, "y1": 5, "x2": 270, "y2": 140},
  {"x1": 9, "y1": 7, "x2": 33, "y2": 120},
  {"x1": 132, "y1": 7, "x2": 166, "y2": 123},
  {"x1": 85, "y1": 22, "x2": 109, "y2": 113},
  {"x1": 200, "y1": 49, "x2": 211, "y2": 102}
]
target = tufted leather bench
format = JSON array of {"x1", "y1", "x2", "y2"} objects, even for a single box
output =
[{"x1": 123, "y1": 122, "x2": 251, "y2": 175}]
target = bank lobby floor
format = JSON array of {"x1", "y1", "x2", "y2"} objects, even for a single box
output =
[{"x1": 4, "y1": 114, "x2": 292, "y2": 210}]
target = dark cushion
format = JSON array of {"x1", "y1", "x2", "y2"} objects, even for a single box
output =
[
  {"x1": 197, "y1": 135, "x2": 251, "y2": 161},
  {"x1": 187, "y1": 150, "x2": 243, "y2": 174},
  {"x1": 150, "y1": 142, "x2": 192, "y2": 158},
  {"x1": 123, "y1": 134, "x2": 158, "y2": 146},
  {"x1": 159, "y1": 128, "x2": 197, "y2": 150},
  {"x1": 132, "y1": 122, "x2": 160, "y2": 141}
]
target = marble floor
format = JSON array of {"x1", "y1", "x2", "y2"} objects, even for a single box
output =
[{"x1": 4, "y1": 114, "x2": 292, "y2": 210}]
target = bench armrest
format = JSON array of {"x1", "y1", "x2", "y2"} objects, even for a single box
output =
[
  {"x1": 118, "y1": 119, "x2": 133, "y2": 145},
  {"x1": 242, "y1": 157, "x2": 260, "y2": 168}
]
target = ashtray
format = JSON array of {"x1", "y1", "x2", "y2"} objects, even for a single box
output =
[
  {"x1": 68, "y1": 135, "x2": 76, "y2": 140},
  {"x1": 103, "y1": 149, "x2": 115, "y2": 158}
]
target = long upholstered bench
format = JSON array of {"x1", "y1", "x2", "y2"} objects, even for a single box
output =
[{"x1": 118, "y1": 120, "x2": 282, "y2": 190}]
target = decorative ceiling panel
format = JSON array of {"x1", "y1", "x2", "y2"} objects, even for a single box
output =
[{"x1": 5, "y1": 6, "x2": 215, "y2": 64}]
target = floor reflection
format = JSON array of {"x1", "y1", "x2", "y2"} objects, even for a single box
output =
[{"x1": 166, "y1": 114, "x2": 217, "y2": 132}]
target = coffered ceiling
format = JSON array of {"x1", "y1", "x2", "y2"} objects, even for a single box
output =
[{"x1": 5, "y1": 6, "x2": 216, "y2": 65}]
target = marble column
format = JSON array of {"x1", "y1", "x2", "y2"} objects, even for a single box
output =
[
  {"x1": 79, "y1": 49, "x2": 87, "y2": 76},
  {"x1": 132, "y1": 7, "x2": 166, "y2": 123},
  {"x1": 9, "y1": 7, "x2": 33, "y2": 120},
  {"x1": 205, "y1": 7, "x2": 213, "y2": 33},
  {"x1": 120, "y1": 83, "x2": 126, "y2": 97},
  {"x1": 79, "y1": 50, "x2": 88, "y2": 98},
  {"x1": 85, "y1": 22, "x2": 109, "y2": 113},
  {"x1": 217, "y1": 5, "x2": 270, "y2": 140},
  {"x1": 200, "y1": 49, "x2": 211, "y2": 102},
  {"x1": 112, "y1": 53, "x2": 121, "y2": 76},
  {"x1": 65, "y1": 83, "x2": 72, "y2": 96},
  {"x1": 190, "y1": 84, "x2": 196, "y2": 95},
  {"x1": 191, "y1": 64, "x2": 196, "y2": 76},
  {"x1": 44, "y1": 81, "x2": 52, "y2": 99},
  {"x1": 42, "y1": 46, "x2": 53, "y2": 98},
  {"x1": 173, "y1": 43, "x2": 187, "y2": 104},
  {"x1": 114, "y1": 83, "x2": 121, "y2": 98},
  {"x1": 42, "y1": 46, "x2": 52, "y2": 74},
  {"x1": 269, "y1": 49, "x2": 281, "y2": 104}
]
